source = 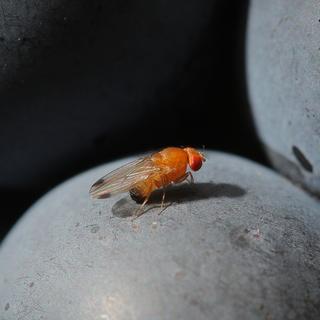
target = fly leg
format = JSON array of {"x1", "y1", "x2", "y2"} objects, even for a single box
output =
[
  {"x1": 174, "y1": 171, "x2": 196, "y2": 199},
  {"x1": 175, "y1": 171, "x2": 194, "y2": 184},
  {"x1": 161, "y1": 188, "x2": 166, "y2": 210},
  {"x1": 158, "y1": 187, "x2": 167, "y2": 215},
  {"x1": 132, "y1": 196, "x2": 150, "y2": 220},
  {"x1": 158, "y1": 176, "x2": 172, "y2": 215},
  {"x1": 157, "y1": 188, "x2": 173, "y2": 215},
  {"x1": 186, "y1": 171, "x2": 194, "y2": 184}
]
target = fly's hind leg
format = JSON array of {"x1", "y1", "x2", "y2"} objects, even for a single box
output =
[
  {"x1": 161, "y1": 188, "x2": 166, "y2": 210},
  {"x1": 158, "y1": 176, "x2": 172, "y2": 215},
  {"x1": 158, "y1": 187, "x2": 168, "y2": 215},
  {"x1": 158, "y1": 188, "x2": 172, "y2": 215},
  {"x1": 132, "y1": 196, "x2": 150, "y2": 220}
]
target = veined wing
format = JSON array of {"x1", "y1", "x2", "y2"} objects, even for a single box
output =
[{"x1": 89, "y1": 156, "x2": 162, "y2": 199}]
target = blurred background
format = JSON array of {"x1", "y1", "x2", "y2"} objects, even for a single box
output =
[{"x1": 0, "y1": 0, "x2": 267, "y2": 240}]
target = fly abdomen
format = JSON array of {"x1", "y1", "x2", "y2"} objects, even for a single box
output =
[
  {"x1": 129, "y1": 179, "x2": 158, "y2": 203},
  {"x1": 129, "y1": 187, "x2": 146, "y2": 204}
]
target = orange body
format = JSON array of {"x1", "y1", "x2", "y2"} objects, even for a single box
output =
[
  {"x1": 131, "y1": 147, "x2": 203, "y2": 201},
  {"x1": 90, "y1": 146, "x2": 205, "y2": 204}
]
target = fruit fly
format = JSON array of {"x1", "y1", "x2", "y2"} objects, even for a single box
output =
[{"x1": 90, "y1": 147, "x2": 206, "y2": 218}]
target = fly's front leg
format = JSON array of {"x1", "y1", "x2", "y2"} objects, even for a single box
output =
[
  {"x1": 187, "y1": 171, "x2": 194, "y2": 184},
  {"x1": 175, "y1": 171, "x2": 194, "y2": 184}
]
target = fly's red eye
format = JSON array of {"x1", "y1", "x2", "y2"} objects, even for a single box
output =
[{"x1": 190, "y1": 155, "x2": 203, "y2": 171}]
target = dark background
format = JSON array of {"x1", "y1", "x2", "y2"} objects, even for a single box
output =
[{"x1": 0, "y1": 0, "x2": 267, "y2": 241}]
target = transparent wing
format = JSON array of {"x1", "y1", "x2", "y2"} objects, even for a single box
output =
[{"x1": 89, "y1": 156, "x2": 163, "y2": 199}]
